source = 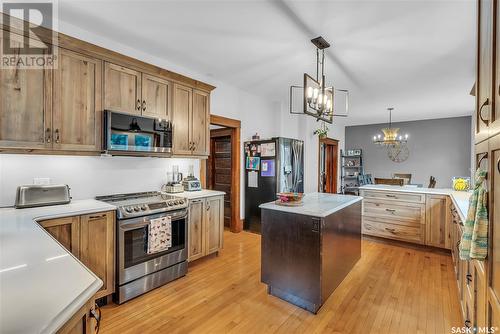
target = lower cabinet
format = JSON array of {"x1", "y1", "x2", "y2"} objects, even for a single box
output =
[
  {"x1": 425, "y1": 194, "x2": 451, "y2": 249},
  {"x1": 39, "y1": 211, "x2": 115, "y2": 299},
  {"x1": 56, "y1": 298, "x2": 95, "y2": 334},
  {"x1": 187, "y1": 196, "x2": 224, "y2": 262}
]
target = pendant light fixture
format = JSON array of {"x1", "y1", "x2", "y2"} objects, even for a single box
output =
[
  {"x1": 289, "y1": 36, "x2": 349, "y2": 124},
  {"x1": 372, "y1": 107, "x2": 409, "y2": 146}
]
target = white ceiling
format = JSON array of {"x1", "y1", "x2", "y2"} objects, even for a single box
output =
[{"x1": 58, "y1": 0, "x2": 476, "y2": 125}]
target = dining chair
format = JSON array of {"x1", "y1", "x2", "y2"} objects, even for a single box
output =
[
  {"x1": 374, "y1": 177, "x2": 404, "y2": 186},
  {"x1": 393, "y1": 173, "x2": 412, "y2": 185}
]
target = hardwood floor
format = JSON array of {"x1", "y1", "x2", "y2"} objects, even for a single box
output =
[{"x1": 100, "y1": 231, "x2": 462, "y2": 334}]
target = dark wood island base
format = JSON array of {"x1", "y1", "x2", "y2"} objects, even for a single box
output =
[{"x1": 260, "y1": 193, "x2": 362, "y2": 314}]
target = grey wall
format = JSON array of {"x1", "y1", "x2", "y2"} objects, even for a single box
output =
[{"x1": 345, "y1": 116, "x2": 472, "y2": 188}]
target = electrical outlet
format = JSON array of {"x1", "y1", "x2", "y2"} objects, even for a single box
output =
[{"x1": 33, "y1": 178, "x2": 51, "y2": 185}]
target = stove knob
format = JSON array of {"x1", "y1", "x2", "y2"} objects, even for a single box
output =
[
  {"x1": 141, "y1": 205, "x2": 147, "y2": 211},
  {"x1": 167, "y1": 201, "x2": 173, "y2": 206},
  {"x1": 179, "y1": 200, "x2": 185, "y2": 205},
  {"x1": 175, "y1": 200, "x2": 180, "y2": 205},
  {"x1": 133, "y1": 206, "x2": 140, "y2": 212},
  {"x1": 125, "y1": 207, "x2": 133, "y2": 213}
]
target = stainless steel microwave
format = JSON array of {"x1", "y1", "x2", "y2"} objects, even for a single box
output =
[{"x1": 103, "y1": 111, "x2": 172, "y2": 154}]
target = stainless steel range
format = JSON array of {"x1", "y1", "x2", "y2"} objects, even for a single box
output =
[{"x1": 96, "y1": 191, "x2": 188, "y2": 304}]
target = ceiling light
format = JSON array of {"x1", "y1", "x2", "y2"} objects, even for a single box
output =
[{"x1": 372, "y1": 107, "x2": 409, "y2": 147}]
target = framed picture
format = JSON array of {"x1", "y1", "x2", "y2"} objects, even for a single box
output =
[{"x1": 246, "y1": 156, "x2": 260, "y2": 170}]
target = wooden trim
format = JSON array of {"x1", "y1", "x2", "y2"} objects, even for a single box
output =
[
  {"x1": 202, "y1": 114, "x2": 242, "y2": 233},
  {"x1": 318, "y1": 137, "x2": 339, "y2": 193},
  {"x1": 1, "y1": 13, "x2": 215, "y2": 92},
  {"x1": 210, "y1": 114, "x2": 241, "y2": 128}
]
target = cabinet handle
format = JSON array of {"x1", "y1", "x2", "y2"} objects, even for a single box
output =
[
  {"x1": 466, "y1": 273, "x2": 472, "y2": 283},
  {"x1": 142, "y1": 100, "x2": 146, "y2": 111},
  {"x1": 385, "y1": 194, "x2": 396, "y2": 198},
  {"x1": 46, "y1": 128, "x2": 51, "y2": 143},
  {"x1": 478, "y1": 98, "x2": 489, "y2": 125},
  {"x1": 137, "y1": 99, "x2": 141, "y2": 110},
  {"x1": 497, "y1": 157, "x2": 500, "y2": 173},
  {"x1": 88, "y1": 214, "x2": 106, "y2": 220},
  {"x1": 477, "y1": 152, "x2": 488, "y2": 169},
  {"x1": 465, "y1": 320, "x2": 471, "y2": 328},
  {"x1": 206, "y1": 205, "x2": 210, "y2": 211},
  {"x1": 385, "y1": 227, "x2": 396, "y2": 233},
  {"x1": 55, "y1": 129, "x2": 60, "y2": 144},
  {"x1": 385, "y1": 208, "x2": 396, "y2": 213}
]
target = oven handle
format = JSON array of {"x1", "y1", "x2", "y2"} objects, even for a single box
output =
[{"x1": 119, "y1": 212, "x2": 187, "y2": 231}]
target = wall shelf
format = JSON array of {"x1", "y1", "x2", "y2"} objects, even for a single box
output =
[{"x1": 340, "y1": 149, "x2": 364, "y2": 195}]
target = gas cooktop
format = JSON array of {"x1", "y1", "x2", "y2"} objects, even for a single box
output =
[{"x1": 96, "y1": 191, "x2": 187, "y2": 219}]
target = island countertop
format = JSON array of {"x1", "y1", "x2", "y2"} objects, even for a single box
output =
[
  {"x1": 259, "y1": 192, "x2": 363, "y2": 218},
  {"x1": 0, "y1": 200, "x2": 116, "y2": 334}
]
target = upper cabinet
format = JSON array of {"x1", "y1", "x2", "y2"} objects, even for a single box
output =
[
  {"x1": 172, "y1": 84, "x2": 209, "y2": 156},
  {"x1": 53, "y1": 49, "x2": 102, "y2": 151},
  {"x1": 104, "y1": 62, "x2": 170, "y2": 120},
  {"x1": 476, "y1": 0, "x2": 494, "y2": 144},
  {"x1": 493, "y1": 0, "x2": 500, "y2": 137},
  {"x1": 104, "y1": 63, "x2": 142, "y2": 115},
  {"x1": 0, "y1": 30, "x2": 52, "y2": 149}
]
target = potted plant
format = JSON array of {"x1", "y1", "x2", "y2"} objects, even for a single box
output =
[{"x1": 313, "y1": 122, "x2": 329, "y2": 138}]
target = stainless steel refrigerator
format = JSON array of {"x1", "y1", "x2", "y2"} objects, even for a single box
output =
[{"x1": 244, "y1": 137, "x2": 304, "y2": 233}]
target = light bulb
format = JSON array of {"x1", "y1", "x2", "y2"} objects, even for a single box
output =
[
  {"x1": 306, "y1": 87, "x2": 313, "y2": 99},
  {"x1": 373, "y1": 136, "x2": 377, "y2": 141},
  {"x1": 317, "y1": 93, "x2": 322, "y2": 106},
  {"x1": 313, "y1": 88, "x2": 319, "y2": 99},
  {"x1": 405, "y1": 134, "x2": 409, "y2": 139},
  {"x1": 399, "y1": 136, "x2": 402, "y2": 140},
  {"x1": 326, "y1": 99, "x2": 331, "y2": 110},
  {"x1": 378, "y1": 134, "x2": 381, "y2": 139}
]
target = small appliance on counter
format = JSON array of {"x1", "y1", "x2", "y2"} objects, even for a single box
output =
[
  {"x1": 162, "y1": 165, "x2": 184, "y2": 193},
  {"x1": 182, "y1": 165, "x2": 202, "y2": 191},
  {"x1": 15, "y1": 184, "x2": 71, "y2": 208}
]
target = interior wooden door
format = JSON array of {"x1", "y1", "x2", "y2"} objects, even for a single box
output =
[
  {"x1": 104, "y1": 62, "x2": 142, "y2": 115},
  {"x1": 476, "y1": 0, "x2": 494, "y2": 143},
  {"x1": 489, "y1": 133, "x2": 500, "y2": 328},
  {"x1": 53, "y1": 48, "x2": 102, "y2": 151},
  {"x1": 0, "y1": 30, "x2": 52, "y2": 149},
  {"x1": 319, "y1": 138, "x2": 338, "y2": 193},
  {"x1": 188, "y1": 199, "x2": 205, "y2": 261},
  {"x1": 141, "y1": 73, "x2": 169, "y2": 119},
  {"x1": 39, "y1": 216, "x2": 80, "y2": 256},
  {"x1": 208, "y1": 129, "x2": 232, "y2": 228},
  {"x1": 191, "y1": 89, "x2": 209, "y2": 156},
  {"x1": 172, "y1": 83, "x2": 192, "y2": 155},
  {"x1": 79, "y1": 211, "x2": 115, "y2": 298},
  {"x1": 206, "y1": 196, "x2": 223, "y2": 255}
]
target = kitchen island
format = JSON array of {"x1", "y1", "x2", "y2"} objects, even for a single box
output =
[{"x1": 259, "y1": 192, "x2": 362, "y2": 313}]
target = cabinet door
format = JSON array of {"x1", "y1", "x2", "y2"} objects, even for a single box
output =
[
  {"x1": 172, "y1": 83, "x2": 192, "y2": 155},
  {"x1": 191, "y1": 89, "x2": 209, "y2": 156},
  {"x1": 141, "y1": 74, "x2": 169, "y2": 119},
  {"x1": 476, "y1": 0, "x2": 494, "y2": 143},
  {"x1": 104, "y1": 62, "x2": 141, "y2": 115},
  {"x1": 206, "y1": 196, "x2": 223, "y2": 255},
  {"x1": 0, "y1": 30, "x2": 52, "y2": 149},
  {"x1": 489, "y1": 134, "x2": 500, "y2": 327},
  {"x1": 188, "y1": 199, "x2": 205, "y2": 261},
  {"x1": 53, "y1": 49, "x2": 102, "y2": 151},
  {"x1": 425, "y1": 194, "x2": 450, "y2": 249},
  {"x1": 39, "y1": 216, "x2": 80, "y2": 257},
  {"x1": 474, "y1": 261, "x2": 487, "y2": 330},
  {"x1": 79, "y1": 211, "x2": 115, "y2": 298},
  {"x1": 493, "y1": 0, "x2": 500, "y2": 137}
]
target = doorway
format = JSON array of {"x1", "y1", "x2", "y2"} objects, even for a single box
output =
[
  {"x1": 201, "y1": 115, "x2": 242, "y2": 233},
  {"x1": 318, "y1": 137, "x2": 339, "y2": 193}
]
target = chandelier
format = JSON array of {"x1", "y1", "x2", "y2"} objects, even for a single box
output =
[
  {"x1": 289, "y1": 36, "x2": 349, "y2": 124},
  {"x1": 372, "y1": 107, "x2": 409, "y2": 146}
]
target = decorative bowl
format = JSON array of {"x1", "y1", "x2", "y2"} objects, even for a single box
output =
[{"x1": 276, "y1": 192, "x2": 304, "y2": 203}]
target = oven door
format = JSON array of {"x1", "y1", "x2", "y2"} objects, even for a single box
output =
[{"x1": 117, "y1": 209, "x2": 187, "y2": 285}]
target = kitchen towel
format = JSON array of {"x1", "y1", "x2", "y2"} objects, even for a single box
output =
[
  {"x1": 147, "y1": 216, "x2": 172, "y2": 254},
  {"x1": 460, "y1": 169, "x2": 488, "y2": 260}
]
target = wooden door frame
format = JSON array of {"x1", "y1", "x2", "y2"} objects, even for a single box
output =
[
  {"x1": 318, "y1": 137, "x2": 339, "y2": 193},
  {"x1": 200, "y1": 115, "x2": 242, "y2": 233}
]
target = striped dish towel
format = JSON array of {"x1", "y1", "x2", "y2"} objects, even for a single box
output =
[{"x1": 459, "y1": 169, "x2": 488, "y2": 260}]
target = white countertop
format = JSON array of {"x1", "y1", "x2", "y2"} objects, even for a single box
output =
[
  {"x1": 259, "y1": 192, "x2": 363, "y2": 218},
  {"x1": 0, "y1": 200, "x2": 116, "y2": 334},
  {"x1": 359, "y1": 185, "x2": 471, "y2": 222},
  {"x1": 169, "y1": 189, "x2": 225, "y2": 200}
]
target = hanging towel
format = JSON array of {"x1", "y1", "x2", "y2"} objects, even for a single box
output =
[
  {"x1": 459, "y1": 169, "x2": 488, "y2": 260},
  {"x1": 147, "y1": 216, "x2": 172, "y2": 254}
]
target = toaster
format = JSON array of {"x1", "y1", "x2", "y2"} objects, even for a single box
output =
[{"x1": 15, "y1": 184, "x2": 71, "y2": 208}]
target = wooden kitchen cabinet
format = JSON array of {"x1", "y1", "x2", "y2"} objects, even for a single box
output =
[
  {"x1": 172, "y1": 83, "x2": 193, "y2": 155},
  {"x1": 53, "y1": 48, "x2": 102, "y2": 151},
  {"x1": 188, "y1": 199, "x2": 205, "y2": 261},
  {"x1": 39, "y1": 216, "x2": 80, "y2": 257},
  {"x1": 57, "y1": 297, "x2": 95, "y2": 334},
  {"x1": 104, "y1": 62, "x2": 142, "y2": 115},
  {"x1": 0, "y1": 30, "x2": 52, "y2": 150},
  {"x1": 191, "y1": 89, "x2": 210, "y2": 156},
  {"x1": 141, "y1": 73, "x2": 170, "y2": 119},
  {"x1": 474, "y1": 261, "x2": 487, "y2": 330},
  {"x1": 492, "y1": 0, "x2": 500, "y2": 137},
  {"x1": 79, "y1": 211, "x2": 115, "y2": 299},
  {"x1": 425, "y1": 194, "x2": 451, "y2": 249},
  {"x1": 188, "y1": 195, "x2": 224, "y2": 262},
  {"x1": 476, "y1": 0, "x2": 494, "y2": 144},
  {"x1": 39, "y1": 211, "x2": 115, "y2": 299}
]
